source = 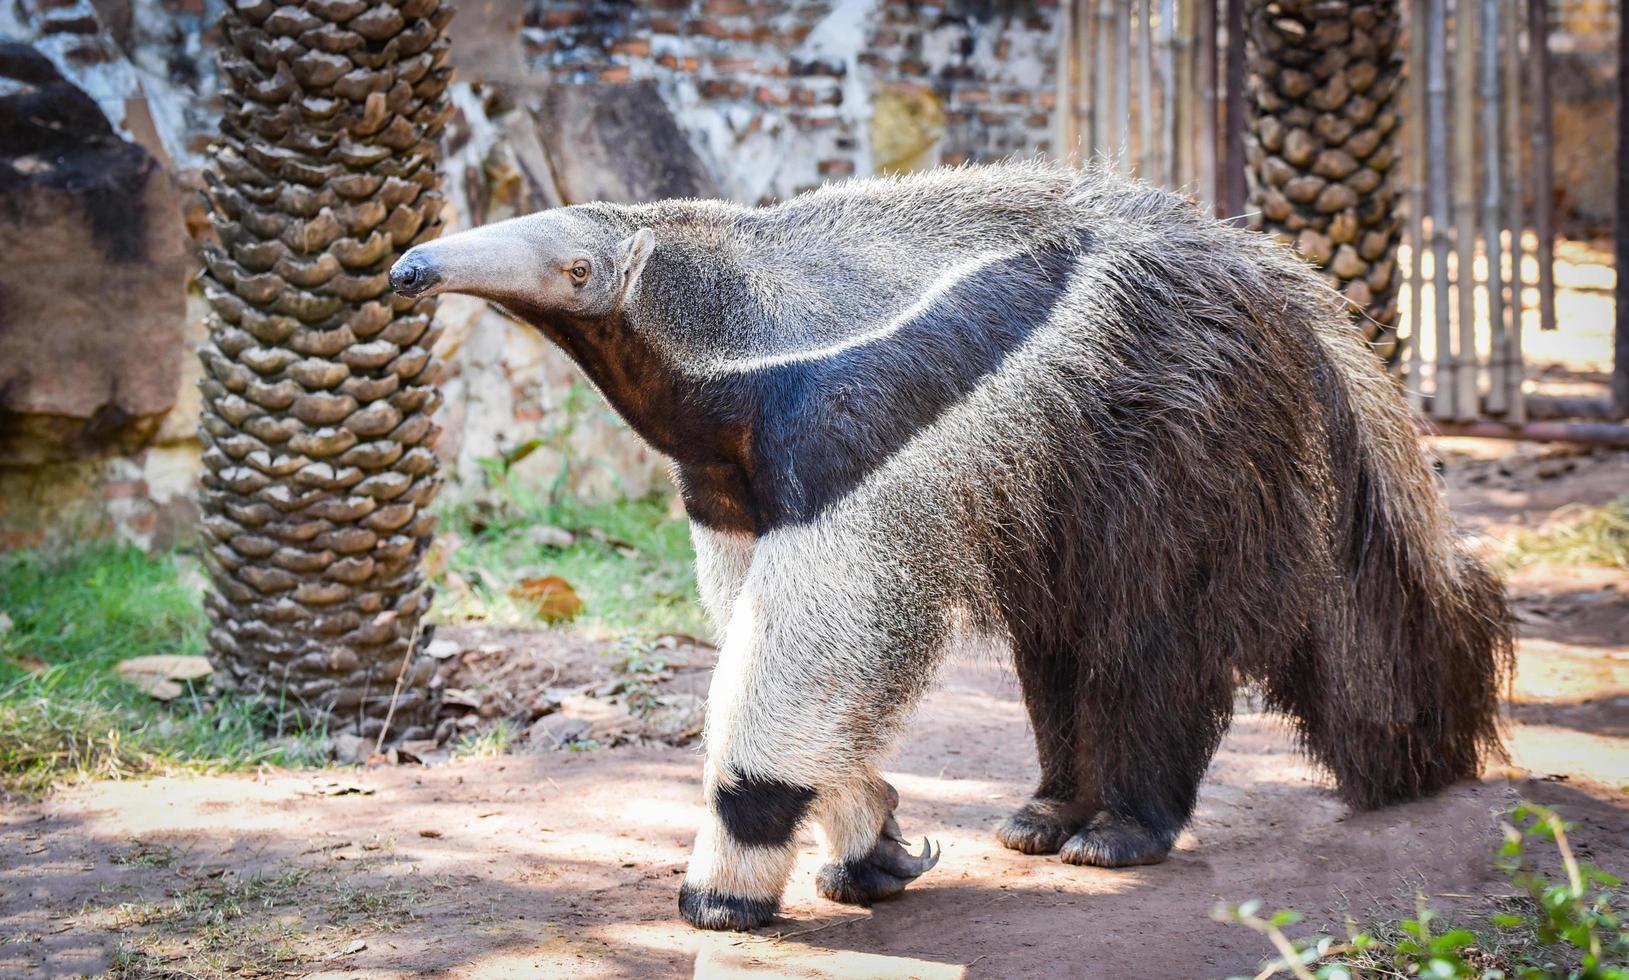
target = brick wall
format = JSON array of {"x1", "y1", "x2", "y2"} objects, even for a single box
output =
[{"x1": 518, "y1": 0, "x2": 1063, "y2": 202}]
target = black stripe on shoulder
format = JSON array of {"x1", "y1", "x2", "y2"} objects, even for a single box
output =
[{"x1": 742, "y1": 236, "x2": 1084, "y2": 530}]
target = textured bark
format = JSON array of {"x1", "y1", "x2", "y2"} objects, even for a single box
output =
[
  {"x1": 197, "y1": 0, "x2": 455, "y2": 740},
  {"x1": 1243, "y1": 0, "x2": 1405, "y2": 365}
]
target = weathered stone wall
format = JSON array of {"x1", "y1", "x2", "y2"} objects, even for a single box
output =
[{"x1": 520, "y1": 0, "x2": 1062, "y2": 200}]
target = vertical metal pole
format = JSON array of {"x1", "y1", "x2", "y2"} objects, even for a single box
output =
[
  {"x1": 1503, "y1": 0, "x2": 1527, "y2": 421},
  {"x1": 1176, "y1": 0, "x2": 1196, "y2": 189},
  {"x1": 1529, "y1": 0, "x2": 1557, "y2": 333},
  {"x1": 1198, "y1": 0, "x2": 1219, "y2": 211},
  {"x1": 1058, "y1": 0, "x2": 1077, "y2": 163},
  {"x1": 1429, "y1": 0, "x2": 1456, "y2": 418},
  {"x1": 1160, "y1": 0, "x2": 1178, "y2": 185},
  {"x1": 1096, "y1": 0, "x2": 1115, "y2": 165},
  {"x1": 1224, "y1": 0, "x2": 1247, "y2": 222},
  {"x1": 1407, "y1": 0, "x2": 1429, "y2": 411},
  {"x1": 1139, "y1": 0, "x2": 1158, "y2": 178},
  {"x1": 1454, "y1": 0, "x2": 1481, "y2": 420},
  {"x1": 1116, "y1": 0, "x2": 1133, "y2": 171},
  {"x1": 1080, "y1": 0, "x2": 1096, "y2": 160},
  {"x1": 1617, "y1": 0, "x2": 1629, "y2": 414},
  {"x1": 1482, "y1": 0, "x2": 1508, "y2": 416}
]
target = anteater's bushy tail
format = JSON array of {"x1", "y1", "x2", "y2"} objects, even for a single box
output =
[{"x1": 1265, "y1": 320, "x2": 1514, "y2": 810}]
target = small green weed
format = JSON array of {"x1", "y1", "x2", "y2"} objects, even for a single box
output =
[
  {"x1": 450, "y1": 718, "x2": 520, "y2": 759},
  {"x1": 603, "y1": 634, "x2": 673, "y2": 718},
  {"x1": 1216, "y1": 803, "x2": 1629, "y2": 979}
]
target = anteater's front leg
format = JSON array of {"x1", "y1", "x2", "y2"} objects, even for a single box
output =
[
  {"x1": 811, "y1": 770, "x2": 939, "y2": 907},
  {"x1": 679, "y1": 550, "x2": 941, "y2": 931}
]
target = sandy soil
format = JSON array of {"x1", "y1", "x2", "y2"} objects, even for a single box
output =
[{"x1": 4, "y1": 441, "x2": 1627, "y2": 980}]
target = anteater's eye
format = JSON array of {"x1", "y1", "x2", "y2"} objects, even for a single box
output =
[{"x1": 569, "y1": 261, "x2": 591, "y2": 282}]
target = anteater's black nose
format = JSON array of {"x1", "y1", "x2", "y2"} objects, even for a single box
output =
[{"x1": 389, "y1": 254, "x2": 440, "y2": 298}]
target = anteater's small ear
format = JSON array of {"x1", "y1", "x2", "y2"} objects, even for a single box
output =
[{"x1": 616, "y1": 227, "x2": 656, "y2": 302}]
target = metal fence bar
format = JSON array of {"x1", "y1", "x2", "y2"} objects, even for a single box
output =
[
  {"x1": 1481, "y1": 0, "x2": 1508, "y2": 416},
  {"x1": 1617, "y1": 0, "x2": 1629, "y2": 416},
  {"x1": 1407, "y1": 0, "x2": 1429, "y2": 413},
  {"x1": 1502, "y1": 0, "x2": 1526, "y2": 422},
  {"x1": 1078, "y1": 0, "x2": 1096, "y2": 158},
  {"x1": 1528, "y1": 0, "x2": 1556, "y2": 334},
  {"x1": 1223, "y1": 0, "x2": 1247, "y2": 222},
  {"x1": 1428, "y1": 0, "x2": 1456, "y2": 418},
  {"x1": 1453, "y1": 0, "x2": 1481, "y2": 421},
  {"x1": 1115, "y1": 0, "x2": 1132, "y2": 170},
  {"x1": 1096, "y1": 0, "x2": 1115, "y2": 163},
  {"x1": 1138, "y1": 0, "x2": 1157, "y2": 177},
  {"x1": 1197, "y1": 0, "x2": 1218, "y2": 210},
  {"x1": 1175, "y1": 0, "x2": 1196, "y2": 190}
]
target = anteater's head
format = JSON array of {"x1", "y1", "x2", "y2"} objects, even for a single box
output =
[{"x1": 389, "y1": 207, "x2": 655, "y2": 326}]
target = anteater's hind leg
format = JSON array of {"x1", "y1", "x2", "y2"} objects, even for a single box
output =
[
  {"x1": 997, "y1": 637, "x2": 1100, "y2": 854},
  {"x1": 1059, "y1": 628, "x2": 1235, "y2": 868}
]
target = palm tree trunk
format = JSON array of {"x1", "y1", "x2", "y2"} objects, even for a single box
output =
[
  {"x1": 197, "y1": 0, "x2": 455, "y2": 742},
  {"x1": 1242, "y1": 0, "x2": 1407, "y2": 367}
]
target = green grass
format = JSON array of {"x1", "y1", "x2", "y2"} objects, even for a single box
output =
[
  {"x1": 431, "y1": 485, "x2": 706, "y2": 638},
  {"x1": 1504, "y1": 496, "x2": 1629, "y2": 572},
  {"x1": 0, "y1": 546, "x2": 327, "y2": 796},
  {"x1": 0, "y1": 481, "x2": 706, "y2": 794}
]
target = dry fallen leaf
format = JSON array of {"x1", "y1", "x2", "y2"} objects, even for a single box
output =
[
  {"x1": 114, "y1": 655, "x2": 213, "y2": 702},
  {"x1": 10, "y1": 654, "x2": 47, "y2": 674},
  {"x1": 122, "y1": 674, "x2": 184, "y2": 701},
  {"x1": 116, "y1": 655, "x2": 213, "y2": 680},
  {"x1": 508, "y1": 575, "x2": 584, "y2": 622}
]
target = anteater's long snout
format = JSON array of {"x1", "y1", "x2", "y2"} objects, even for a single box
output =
[{"x1": 389, "y1": 248, "x2": 444, "y2": 299}]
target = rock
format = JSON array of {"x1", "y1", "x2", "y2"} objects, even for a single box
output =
[
  {"x1": 424, "y1": 638, "x2": 462, "y2": 659},
  {"x1": 528, "y1": 714, "x2": 591, "y2": 750},
  {"x1": 536, "y1": 82, "x2": 719, "y2": 205},
  {"x1": 524, "y1": 693, "x2": 562, "y2": 723},
  {"x1": 0, "y1": 44, "x2": 189, "y2": 464},
  {"x1": 329, "y1": 732, "x2": 370, "y2": 763}
]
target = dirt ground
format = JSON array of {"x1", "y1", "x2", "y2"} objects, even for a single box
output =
[{"x1": 4, "y1": 440, "x2": 1628, "y2": 980}]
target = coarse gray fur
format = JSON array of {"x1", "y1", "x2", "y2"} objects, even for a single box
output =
[{"x1": 392, "y1": 161, "x2": 1512, "y2": 932}]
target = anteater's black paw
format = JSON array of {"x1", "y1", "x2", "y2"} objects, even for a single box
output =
[
  {"x1": 816, "y1": 836, "x2": 941, "y2": 907},
  {"x1": 679, "y1": 883, "x2": 778, "y2": 931},
  {"x1": 1058, "y1": 813, "x2": 1172, "y2": 868},
  {"x1": 995, "y1": 799, "x2": 1083, "y2": 855}
]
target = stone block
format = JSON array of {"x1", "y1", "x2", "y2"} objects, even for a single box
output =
[{"x1": 0, "y1": 43, "x2": 189, "y2": 464}]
